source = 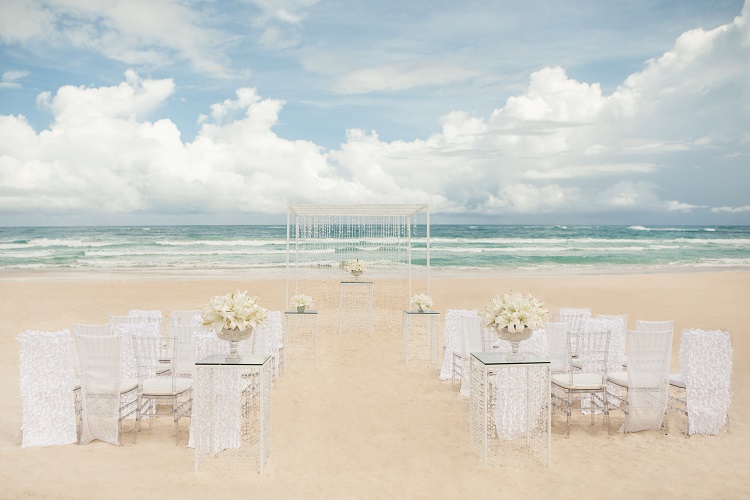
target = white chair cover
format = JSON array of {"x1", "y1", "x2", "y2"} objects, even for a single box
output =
[
  {"x1": 169, "y1": 309, "x2": 202, "y2": 326},
  {"x1": 18, "y1": 330, "x2": 77, "y2": 447},
  {"x1": 76, "y1": 334, "x2": 135, "y2": 445},
  {"x1": 459, "y1": 315, "x2": 484, "y2": 396},
  {"x1": 557, "y1": 308, "x2": 591, "y2": 356},
  {"x1": 622, "y1": 329, "x2": 672, "y2": 432},
  {"x1": 439, "y1": 309, "x2": 477, "y2": 380},
  {"x1": 596, "y1": 314, "x2": 627, "y2": 370},
  {"x1": 681, "y1": 329, "x2": 732, "y2": 435}
]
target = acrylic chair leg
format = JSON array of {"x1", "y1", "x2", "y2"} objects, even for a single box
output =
[{"x1": 566, "y1": 392, "x2": 572, "y2": 437}]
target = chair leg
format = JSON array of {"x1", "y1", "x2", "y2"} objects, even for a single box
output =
[{"x1": 565, "y1": 391, "x2": 572, "y2": 437}]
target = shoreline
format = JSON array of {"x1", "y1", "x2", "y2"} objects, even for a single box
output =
[{"x1": 2, "y1": 263, "x2": 749, "y2": 281}]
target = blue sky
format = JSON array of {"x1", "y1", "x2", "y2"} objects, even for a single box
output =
[{"x1": 0, "y1": 0, "x2": 748, "y2": 226}]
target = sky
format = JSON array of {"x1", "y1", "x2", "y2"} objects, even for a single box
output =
[{"x1": 0, "y1": 0, "x2": 748, "y2": 226}]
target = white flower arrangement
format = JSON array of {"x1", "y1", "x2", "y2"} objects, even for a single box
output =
[
  {"x1": 480, "y1": 291, "x2": 547, "y2": 333},
  {"x1": 290, "y1": 294, "x2": 313, "y2": 310},
  {"x1": 344, "y1": 259, "x2": 367, "y2": 273},
  {"x1": 201, "y1": 290, "x2": 268, "y2": 332},
  {"x1": 410, "y1": 293, "x2": 433, "y2": 312}
]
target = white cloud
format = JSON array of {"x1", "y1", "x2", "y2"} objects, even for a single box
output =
[
  {"x1": 0, "y1": 70, "x2": 29, "y2": 89},
  {"x1": 711, "y1": 205, "x2": 750, "y2": 214},
  {"x1": 333, "y1": 59, "x2": 484, "y2": 94},
  {"x1": 0, "y1": 3, "x2": 748, "y2": 223},
  {"x1": 0, "y1": 0, "x2": 234, "y2": 77}
]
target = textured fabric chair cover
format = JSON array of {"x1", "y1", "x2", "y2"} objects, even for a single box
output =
[
  {"x1": 459, "y1": 314, "x2": 484, "y2": 396},
  {"x1": 76, "y1": 334, "x2": 138, "y2": 445},
  {"x1": 18, "y1": 330, "x2": 77, "y2": 447},
  {"x1": 621, "y1": 329, "x2": 672, "y2": 432},
  {"x1": 440, "y1": 309, "x2": 477, "y2": 380},
  {"x1": 681, "y1": 329, "x2": 732, "y2": 435},
  {"x1": 247, "y1": 311, "x2": 283, "y2": 379},
  {"x1": 169, "y1": 309, "x2": 202, "y2": 326},
  {"x1": 73, "y1": 324, "x2": 112, "y2": 336},
  {"x1": 493, "y1": 328, "x2": 550, "y2": 439},
  {"x1": 596, "y1": 314, "x2": 627, "y2": 370},
  {"x1": 546, "y1": 322, "x2": 571, "y2": 375}
]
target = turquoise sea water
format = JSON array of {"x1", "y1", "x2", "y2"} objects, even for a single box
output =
[{"x1": 1, "y1": 225, "x2": 749, "y2": 273}]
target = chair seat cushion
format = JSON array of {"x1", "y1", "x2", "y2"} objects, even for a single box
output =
[
  {"x1": 142, "y1": 378, "x2": 192, "y2": 396},
  {"x1": 669, "y1": 373, "x2": 686, "y2": 388},
  {"x1": 551, "y1": 373, "x2": 604, "y2": 390},
  {"x1": 85, "y1": 378, "x2": 139, "y2": 394},
  {"x1": 607, "y1": 371, "x2": 665, "y2": 389}
]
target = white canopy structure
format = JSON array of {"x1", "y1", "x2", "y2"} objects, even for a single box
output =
[{"x1": 286, "y1": 204, "x2": 430, "y2": 334}]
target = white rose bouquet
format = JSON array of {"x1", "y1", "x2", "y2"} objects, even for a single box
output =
[
  {"x1": 410, "y1": 293, "x2": 433, "y2": 312},
  {"x1": 201, "y1": 290, "x2": 268, "y2": 332},
  {"x1": 344, "y1": 259, "x2": 367, "y2": 273},
  {"x1": 480, "y1": 291, "x2": 547, "y2": 333},
  {"x1": 290, "y1": 294, "x2": 313, "y2": 311}
]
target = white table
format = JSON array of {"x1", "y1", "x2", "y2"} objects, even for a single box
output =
[
  {"x1": 469, "y1": 351, "x2": 550, "y2": 466},
  {"x1": 194, "y1": 354, "x2": 272, "y2": 473},
  {"x1": 339, "y1": 281, "x2": 373, "y2": 336},
  {"x1": 284, "y1": 310, "x2": 318, "y2": 366},
  {"x1": 402, "y1": 310, "x2": 440, "y2": 365}
]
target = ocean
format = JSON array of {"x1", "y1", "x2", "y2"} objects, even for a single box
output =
[{"x1": 1, "y1": 225, "x2": 749, "y2": 273}]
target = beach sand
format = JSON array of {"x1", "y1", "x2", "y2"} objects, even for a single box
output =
[{"x1": 1, "y1": 271, "x2": 748, "y2": 499}]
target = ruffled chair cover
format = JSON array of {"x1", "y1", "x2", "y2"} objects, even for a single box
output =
[
  {"x1": 556, "y1": 308, "x2": 591, "y2": 356},
  {"x1": 459, "y1": 315, "x2": 484, "y2": 397},
  {"x1": 621, "y1": 329, "x2": 672, "y2": 432},
  {"x1": 681, "y1": 329, "x2": 733, "y2": 435},
  {"x1": 18, "y1": 330, "x2": 78, "y2": 447},
  {"x1": 492, "y1": 329, "x2": 549, "y2": 439},
  {"x1": 439, "y1": 309, "x2": 477, "y2": 381}
]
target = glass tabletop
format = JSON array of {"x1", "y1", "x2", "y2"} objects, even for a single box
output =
[
  {"x1": 196, "y1": 354, "x2": 271, "y2": 366},
  {"x1": 403, "y1": 310, "x2": 439, "y2": 314},
  {"x1": 470, "y1": 351, "x2": 549, "y2": 365}
]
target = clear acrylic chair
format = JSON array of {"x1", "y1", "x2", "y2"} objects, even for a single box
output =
[
  {"x1": 133, "y1": 335, "x2": 193, "y2": 444},
  {"x1": 668, "y1": 329, "x2": 732, "y2": 436},
  {"x1": 596, "y1": 314, "x2": 628, "y2": 371},
  {"x1": 555, "y1": 308, "x2": 592, "y2": 358},
  {"x1": 602, "y1": 329, "x2": 672, "y2": 434},
  {"x1": 75, "y1": 333, "x2": 140, "y2": 445},
  {"x1": 551, "y1": 327, "x2": 610, "y2": 436}
]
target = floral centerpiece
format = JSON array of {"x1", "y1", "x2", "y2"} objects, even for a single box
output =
[
  {"x1": 480, "y1": 291, "x2": 547, "y2": 355},
  {"x1": 344, "y1": 259, "x2": 367, "y2": 277},
  {"x1": 410, "y1": 293, "x2": 433, "y2": 313},
  {"x1": 202, "y1": 290, "x2": 268, "y2": 360},
  {"x1": 290, "y1": 293, "x2": 313, "y2": 313}
]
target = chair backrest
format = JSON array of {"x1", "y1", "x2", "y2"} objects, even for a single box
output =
[
  {"x1": 567, "y1": 327, "x2": 610, "y2": 384},
  {"x1": 595, "y1": 314, "x2": 628, "y2": 370},
  {"x1": 460, "y1": 314, "x2": 484, "y2": 357},
  {"x1": 128, "y1": 310, "x2": 163, "y2": 334},
  {"x1": 75, "y1": 333, "x2": 124, "y2": 446},
  {"x1": 18, "y1": 329, "x2": 77, "y2": 447},
  {"x1": 556, "y1": 308, "x2": 592, "y2": 356},
  {"x1": 545, "y1": 322, "x2": 571, "y2": 374},
  {"x1": 133, "y1": 335, "x2": 182, "y2": 392},
  {"x1": 169, "y1": 324, "x2": 200, "y2": 377},
  {"x1": 635, "y1": 320, "x2": 673, "y2": 333},
  {"x1": 76, "y1": 333, "x2": 123, "y2": 392},
  {"x1": 169, "y1": 309, "x2": 202, "y2": 326},
  {"x1": 110, "y1": 316, "x2": 160, "y2": 378},
  {"x1": 73, "y1": 323, "x2": 112, "y2": 336},
  {"x1": 680, "y1": 329, "x2": 732, "y2": 435},
  {"x1": 623, "y1": 329, "x2": 673, "y2": 432}
]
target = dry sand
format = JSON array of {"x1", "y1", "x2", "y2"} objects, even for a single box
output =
[{"x1": 1, "y1": 271, "x2": 748, "y2": 499}]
